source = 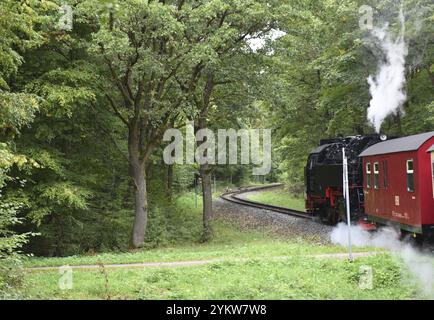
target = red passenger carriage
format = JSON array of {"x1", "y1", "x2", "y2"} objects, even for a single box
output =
[{"x1": 359, "y1": 131, "x2": 434, "y2": 239}]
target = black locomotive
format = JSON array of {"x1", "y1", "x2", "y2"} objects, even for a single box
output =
[{"x1": 305, "y1": 134, "x2": 388, "y2": 225}]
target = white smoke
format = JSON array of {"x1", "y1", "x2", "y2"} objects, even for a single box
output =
[
  {"x1": 331, "y1": 223, "x2": 434, "y2": 297},
  {"x1": 367, "y1": 6, "x2": 408, "y2": 132}
]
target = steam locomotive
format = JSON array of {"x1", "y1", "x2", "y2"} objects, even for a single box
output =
[
  {"x1": 305, "y1": 134, "x2": 387, "y2": 226},
  {"x1": 305, "y1": 131, "x2": 434, "y2": 241}
]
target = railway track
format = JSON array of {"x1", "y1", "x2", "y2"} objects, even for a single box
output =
[{"x1": 221, "y1": 183, "x2": 313, "y2": 220}]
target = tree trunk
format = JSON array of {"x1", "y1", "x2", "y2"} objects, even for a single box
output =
[
  {"x1": 428, "y1": 67, "x2": 434, "y2": 88},
  {"x1": 167, "y1": 164, "x2": 173, "y2": 200},
  {"x1": 395, "y1": 109, "x2": 403, "y2": 135},
  {"x1": 129, "y1": 124, "x2": 148, "y2": 249},
  {"x1": 167, "y1": 118, "x2": 175, "y2": 200},
  {"x1": 130, "y1": 160, "x2": 148, "y2": 248},
  {"x1": 200, "y1": 163, "x2": 213, "y2": 241},
  {"x1": 197, "y1": 72, "x2": 215, "y2": 241}
]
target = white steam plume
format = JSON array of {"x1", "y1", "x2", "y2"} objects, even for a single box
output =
[
  {"x1": 367, "y1": 6, "x2": 408, "y2": 132},
  {"x1": 331, "y1": 223, "x2": 434, "y2": 298}
]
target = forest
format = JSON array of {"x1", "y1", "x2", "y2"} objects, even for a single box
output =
[{"x1": 0, "y1": 0, "x2": 433, "y2": 300}]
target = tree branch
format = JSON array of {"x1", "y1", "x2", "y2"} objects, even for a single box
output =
[{"x1": 105, "y1": 94, "x2": 130, "y2": 127}]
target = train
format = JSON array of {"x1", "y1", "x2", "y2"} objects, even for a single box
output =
[{"x1": 305, "y1": 131, "x2": 434, "y2": 242}]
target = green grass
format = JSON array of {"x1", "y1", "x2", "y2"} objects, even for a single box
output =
[
  {"x1": 23, "y1": 221, "x2": 376, "y2": 268},
  {"x1": 245, "y1": 188, "x2": 305, "y2": 211},
  {"x1": 24, "y1": 188, "x2": 354, "y2": 268},
  {"x1": 23, "y1": 253, "x2": 424, "y2": 300},
  {"x1": 19, "y1": 188, "x2": 428, "y2": 300},
  {"x1": 21, "y1": 220, "x2": 426, "y2": 300}
]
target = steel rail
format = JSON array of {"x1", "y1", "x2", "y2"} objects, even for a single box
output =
[{"x1": 221, "y1": 184, "x2": 313, "y2": 220}]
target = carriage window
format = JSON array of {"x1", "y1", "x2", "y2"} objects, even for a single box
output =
[
  {"x1": 366, "y1": 162, "x2": 371, "y2": 189},
  {"x1": 406, "y1": 160, "x2": 414, "y2": 192},
  {"x1": 374, "y1": 162, "x2": 380, "y2": 189},
  {"x1": 382, "y1": 160, "x2": 388, "y2": 188}
]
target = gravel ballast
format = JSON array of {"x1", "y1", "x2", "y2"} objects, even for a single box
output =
[{"x1": 214, "y1": 189, "x2": 333, "y2": 244}]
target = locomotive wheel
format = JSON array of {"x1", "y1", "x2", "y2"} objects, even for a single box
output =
[
  {"x1": 337, "y1": 203, "x2": 347, "y2": 223},
  {"x1": 401, "y1": 231, "x2": 424, "y2": 247},
  {"x1": 321, "y1": 205, "x2": 339, "y2": 226}
]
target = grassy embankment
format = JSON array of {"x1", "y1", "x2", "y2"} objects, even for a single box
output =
[
  {"x1": 21, "y1": 188, "x2": 427, "y2": 299},
  {"x1": 245, "y1": 187, "x2": 306, "y2": 211}
]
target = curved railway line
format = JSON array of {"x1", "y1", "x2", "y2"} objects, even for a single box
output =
[
  {"x1": 221, "y1": 184, "x2": 434, "y2": 252},
  {"x1": 221, "y1": 183, "x2": 313, "y2": 220}
]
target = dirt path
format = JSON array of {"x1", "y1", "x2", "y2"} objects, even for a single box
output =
[{"x1": 28, "y1": 251, "x2": 382, "y2": 271}]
